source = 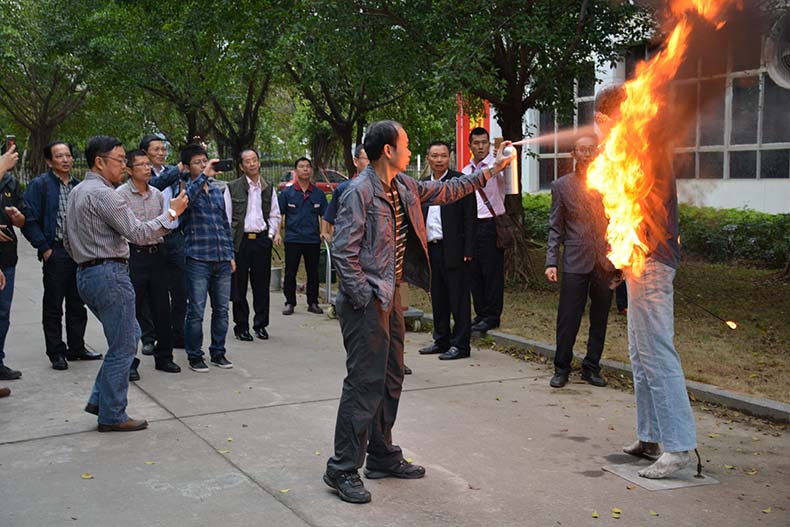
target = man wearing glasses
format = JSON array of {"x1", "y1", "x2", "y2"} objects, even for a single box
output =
[
  {"x1": 180, "y1": 144, "x2": 235, "y2": 372},
  {"x1": 117, "y1": 150, "x2": 181, "y2": 379},
  {"x1": 64, "y1": 135, "x2": 188, "y2": 432},
  {"x1": 22, "y1": 141, "x2": 101, "y2": 371},
  {"x1": 544, "y1": 133, "x2": 613, "y2": 389}
]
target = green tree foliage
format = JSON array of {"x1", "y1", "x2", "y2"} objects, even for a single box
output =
[{"x1": 0, "y1": 0, "x2": 88, "y2": 174}]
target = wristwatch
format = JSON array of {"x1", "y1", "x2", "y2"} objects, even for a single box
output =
[{"x1": 167, "y1": 208, "x2": 178, "y2": 221}]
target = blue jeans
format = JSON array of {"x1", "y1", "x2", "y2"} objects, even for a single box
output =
[
  {"x1": 184, "y1": 258, "x2": 231, "y2": 361},
  {"x1": 0, "y1": 266, "x2": 16, "y2": 365},
  {"x1": 626, "y1": 259, "x2": 696, "y2": 452},
  {"x1": 77, "y1": 262, "x2": 140, "y2": 425}
]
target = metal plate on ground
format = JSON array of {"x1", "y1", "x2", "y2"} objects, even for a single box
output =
[{"x1": 602, "y1": 461, "x2": 720, "y2": 491}]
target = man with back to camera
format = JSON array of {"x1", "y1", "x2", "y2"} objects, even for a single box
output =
[
  {"x1": 180, "y1": 143, "x2": 236, "y2": 372},
  {"x1": 278, "y1": 157, "x2": 327, "y2": 316},
  {"x1": 462, "y1": 127, "x2": 506, "y2": 334},
  {"x1": 321, "y1": 145, "x2": 368, "y2": 242},
  {"x1": 65, "y1": 135, "x2": 188, "y2": 431},
  {"x1": 323, "y1": 120, "x2": 513, "y2": 503},
  {"x1": 545, "y1": 133, "x2": 612, "y2": 389},
  {"x1": 418, "y1": 140, "x2": 477, "y2": 361},
  {"x1": 22, "y1": 141, "x2": 101, "y2": 372},
  {"x1": 224, "y1": 148, "x2": 282, "y2": 342}
]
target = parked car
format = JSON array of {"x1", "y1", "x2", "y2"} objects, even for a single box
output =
[{"x1": 277, "y1": 168, "x2": 347, "y2": 194}]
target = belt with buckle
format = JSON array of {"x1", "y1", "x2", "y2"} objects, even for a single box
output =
[
  {"x1": 245, "y1": 232, "x2": 266, "y2": 240},
  {"x1": 79, "y1": 257, "x2": 128, "y2": 269},
  {"x1": 129, "y1": 243, "x2": 162, "y2": 254},
  {"x1": 429, "y1": 239, "x2": 443, "y2": 244}
]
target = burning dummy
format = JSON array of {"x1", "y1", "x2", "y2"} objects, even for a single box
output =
[{"x1": 592, "y1": 85, "x2": 697, "y2": 479}]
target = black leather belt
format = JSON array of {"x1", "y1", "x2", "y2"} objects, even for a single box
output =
[
  {"x1": 129, "y1": 244, "x2": 162, "y2": 254},
  {"x1": 478, "y1": 217, "x2": 496, "y2": 222},
  {"x1": 428, "y1": 239, "x2": 443, "y2": 244},
  {"x1": 79, "y1": 257, "x2": 128, "y2": 269}
]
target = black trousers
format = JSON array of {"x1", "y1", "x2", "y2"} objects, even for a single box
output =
[
  {"x1": 327, "y1": 288, "x2": 405, "y2": 474},
  {"x1": 164, "y1": 231, "x2": 187, "y2": 348},
  {"x1": 615, "y1": 281, "x2": 628, "y2": 311},
  {"x1": 232, "y1": 235, "x2": 272, "y2": 332},
  {"x1": 428, "y1": 241, "x2": 471, "y2": 352},
  {"x1": 554, "y1": 271, "x2": 613, "y2": 376},
  {"x1": 129, "y1": 245, "x2": 173, "y2": 363},
  {"x1": 283, "y1": 242, "x2": 320, "y2": 306},
  {"x1": 42, "y1": 243, "x2": 87, "y2": 360},
  {"x1": 470, "y1": 219, "x2": 504, "y2": 327}
]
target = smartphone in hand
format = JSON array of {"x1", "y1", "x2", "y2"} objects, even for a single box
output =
[{"x1": 213, "y1": 159, "x2": 234, "y2": 172}]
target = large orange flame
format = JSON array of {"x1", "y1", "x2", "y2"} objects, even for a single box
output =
[{"x1": 586, "y1": 0, "x2": 734, "y2": 276}]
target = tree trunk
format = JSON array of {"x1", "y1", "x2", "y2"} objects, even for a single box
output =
[{"x1": 28, "y1": 124, "x2": 55, "y2": 178}]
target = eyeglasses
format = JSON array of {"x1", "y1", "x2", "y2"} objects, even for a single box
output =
[{"x1": 100, "y1": 155, "x2": 127, "y2": 165}]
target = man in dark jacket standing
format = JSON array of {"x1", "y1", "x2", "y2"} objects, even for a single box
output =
[
  {"x1": 22, "y1": 141, "x2": 101, "y2": 371},
  {"x1": 323, "y1": 120, "x2": 513, "y2": 504},
  {"x1": 418, "y1": 141, "x2": 476, "y2": 361},
  {"x1": 545, "y1": 133, "x2": 612, "y2": 389}
]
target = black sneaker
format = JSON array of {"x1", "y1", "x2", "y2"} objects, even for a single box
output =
[
  {"x1": 189, "y1": 358, "x2": 210, "y2": 373},
  {"x1": 210, "y1": 356, "x2": 233, "y2": 369},
  {"x1": 323, "y1": 470, "x2": 371, "y2": 504},
  {"x1": 364, "y1": 459, "x2": 426, "y2": 480},
  {"x1": 0, "y1": 365, "x2": 21, "y2": 380}
]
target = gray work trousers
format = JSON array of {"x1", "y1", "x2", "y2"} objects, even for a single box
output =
[{"x1": 326, "y1": 286, "x2": 406, "y2": 474}]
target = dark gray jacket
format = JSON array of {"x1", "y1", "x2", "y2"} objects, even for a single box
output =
[
  {"x1": 332, "y1": 165, "x2": 490, "y2": 310},
  {"x1": 545, "y1": 171, "x2": 610, "y2": 274}
]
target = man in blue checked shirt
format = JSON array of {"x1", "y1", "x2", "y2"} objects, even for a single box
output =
[{"x1": 179, "y1": 144, "x2": 235, "y2": 373}]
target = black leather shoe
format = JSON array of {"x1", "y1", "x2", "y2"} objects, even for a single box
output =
[
  {"x1": 66, "y1": 349, "x2": 103, "y2": 361},
  {"x1": 155, "y1": 360, "x2": 181, "y2": 373},
  {"x1": 129, "y1": 358, "x2": 140, "y2": 382},
  {"x1": 141, "y1": 343, "x2": 155, "y2": 356},
  {"x1": 323, "y1": 470, "x2": 371, "y2": 504},
  {"x1": 51, "y1": 357, "x2": 69, "y2": 371},
  {"x1": 582, "y1": 370, "x2": 608, "y2": 387},
  {"x1": 235, "y1": 330, "x2": 253, "y2": 342},
  {"x1": 0, "y1": 364, "x2": 22, "y2": 379},
  {"x1": 471, "y1": 321, "x2": 491, "y2": 333},
  {"x1": 307, "y1": 303, "x2": 324, "y2": 314},
  {"x1": 404, "y1": 365, "x2": 412, "y2": 375},
  {"x1": 418, "y1": 343, "x2": 445, "y2": 355},
  {"x1": 282, "y1": 303, "x2": 294, "y2": 315},
  {"x1": 550, "y1": 372, "x2": 568, "y2": 388},
  {"x1": 84, "y1": 403, "x2": 99, "y2": 415},
  {"x1": 364, "y1": 459, "x2": 426, "y2": 480},
  {"x1": 438, "y1": 346, "x2": 470, "y2": 360},
  {"x1": 254, "y1": 327, "x2": 269, "y2": 340}
]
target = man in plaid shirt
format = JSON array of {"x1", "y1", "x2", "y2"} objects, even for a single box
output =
[{"x1": 180, "y1": 144, "x2": 235, "y2": 373}]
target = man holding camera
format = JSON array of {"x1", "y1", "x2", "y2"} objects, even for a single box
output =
[
  {"x1": 180, "y1": 144, "x2": 235, "y2": 372},
  {"x1": 64, "y1": 135, "x2": 188, "y2": 432}
]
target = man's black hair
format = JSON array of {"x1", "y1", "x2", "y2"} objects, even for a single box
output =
[
  {"x1": 44, "y1": 141, "x2": 72, "y2": 161},
  {"x1": 140, "y1": 134, "x2": 164, "y2": 151},
  {"x1": 363, "y1": 120, "x2": 401, "y2": 161},
  {"x1": 427, "y1": 140, "x2": 451, "y2": 154},
  {"x1": 294, "y1": 156, "x2": 312, "y2": 169},
  {"x1": 353, "y1": 144, "x2": 365, "y2": 159},
  {"x1": 240, "y1": 148, "x2": 260, "y2": 160},
  {"x1": 125, "y1": 149, "x2": 148, "y2": 168},
  {"x1": 180, "y1": 143, "x2": 208, "y2": 166},
  {"x1": 468, "y1": 127, "x2": 489, "y2": 144},
  {"x1": 85, "y1": 135, "x2": 123, "y2": 168}
]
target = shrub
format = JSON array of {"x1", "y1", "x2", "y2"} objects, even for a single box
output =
[{"x1": 520, "y1": 194, "x2": 789, "y2": 269}]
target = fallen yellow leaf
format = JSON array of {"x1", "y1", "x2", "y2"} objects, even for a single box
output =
[
  {"x1": 495, "y1": 397, "x2": 501, "y2": 401},
  {"x1": 751, "y1": 436, "x2": 760, "y2": 441},
  {"x1": 708, "y1": 433, "x2": 721, "y2": 438},
  {"x1": 612, "y1": 508, "x2": 622, "y2": 514},
  {"x1": 592, "y1": 511, "x2": 599, "y2": 518},
  {"x1": 314, "y1": 451, "x2": 321, "y2": 456},
  {"x1": 217, "y1": 449, "x2": 230, "y2": 454},
  {"x1": 227, "y1": 437, "x2": 233, "y2": 442},
  {"x1": 406, "y1": 457, "x2": 413, "y2": 463},
  {"x1": 144, "y1": 461, "x2": 156, "y2": 465},
  {"x1": 745, "y1": 469, "x2": 758, "y2": 476},
  {"x1": 81, "y1": 473, "x2": 93, "y2": 480},
  {"x1": 612, "y1": 512, "x2": 621, "y2": 519},
  {"x1": 724, "y1": 464, "x2": 735, "y2": 470},
  {"x1": 279, "y1": 488, "x2": 290, "y2": 493},
  {"x1": 626, "y1": 484, "x2": 636, "y2": 490},
  {"x1": 649, "y1": 511, "x2": 659, "y2": 517},
  {"x1": 762, "y1": 507, "x2": 772, "y2": 514}
]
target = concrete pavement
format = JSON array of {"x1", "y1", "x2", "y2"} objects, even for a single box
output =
[{"x1": 1, "y1": 243, "x2": 788, "y2": 526}]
